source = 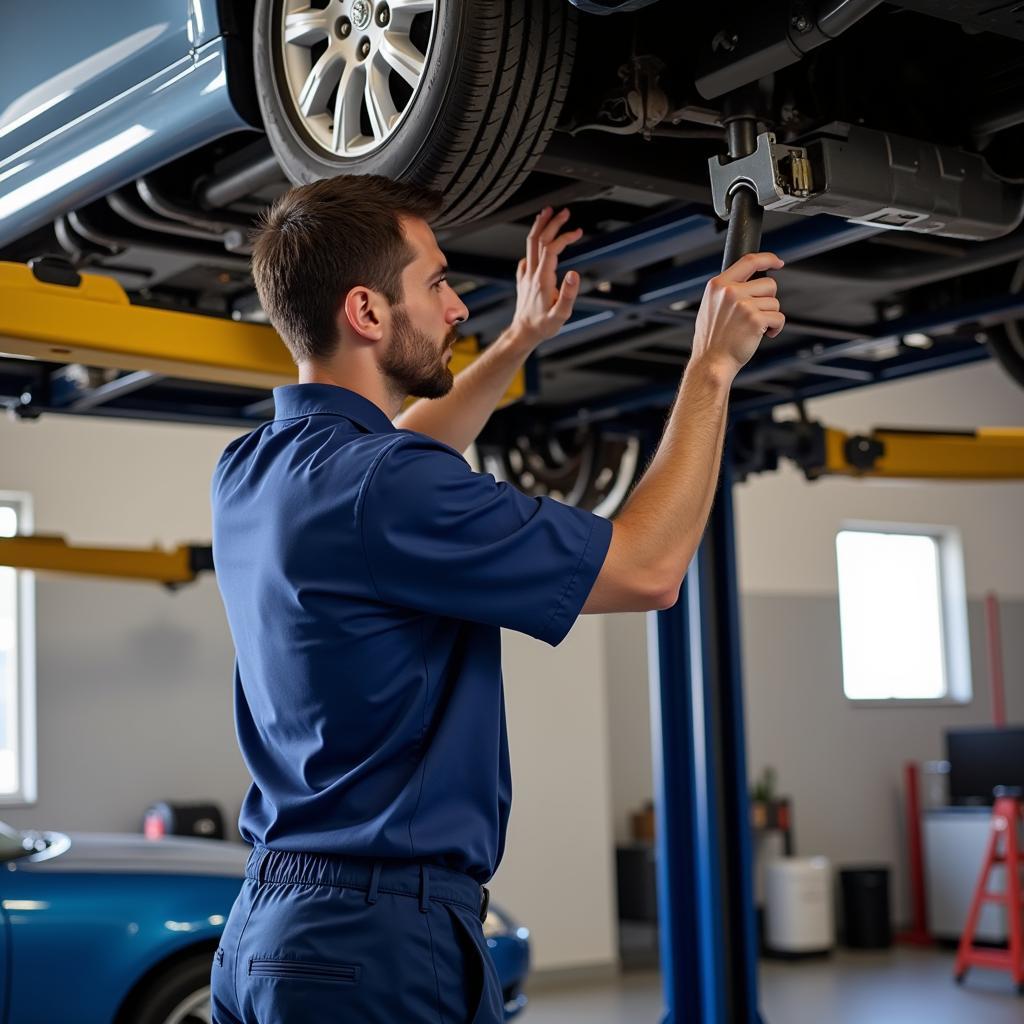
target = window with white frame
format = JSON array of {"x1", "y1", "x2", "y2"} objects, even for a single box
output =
[
  {"x1": 0, "y1": 495, "x2": 35, "y2": 804},
  {"x1": 835, "y1": 524, "x2": 971, "y2": 703}
]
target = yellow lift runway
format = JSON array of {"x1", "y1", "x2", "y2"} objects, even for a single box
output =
[{"x1": 0, "y1": 260, "x2": 523, "y2": 402}]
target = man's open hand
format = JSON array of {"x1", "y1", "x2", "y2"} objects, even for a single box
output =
[{"x1": 510, "y1": 207, "x2": 583, "y2": 350}]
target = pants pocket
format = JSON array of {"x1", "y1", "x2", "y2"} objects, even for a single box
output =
[
  {"x1": 248, "y1": 957, "x2": 361, "y2": 984},
  {"x1": 444, "y1": 905, "x2": 504, "y2": 1024}
]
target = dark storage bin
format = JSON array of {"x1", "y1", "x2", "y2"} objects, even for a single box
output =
[
  {"x1": 616, "y1": 844, "x2": 659, "y2": 922},
  {"x1": 839, "y1": 865, "x2": 891, "y2": 949}
]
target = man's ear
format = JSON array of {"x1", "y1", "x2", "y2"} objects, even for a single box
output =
[{"x1": 342, "y1": 286, "x2": 387, "y2": 342}]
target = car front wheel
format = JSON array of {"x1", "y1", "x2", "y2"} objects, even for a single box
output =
[
  {"x1": 253, "y1": 0, "x2": 577, "y2": 227},
  {"x1": 123, "y1": 951, "x2": 215, "y2": 1024}
]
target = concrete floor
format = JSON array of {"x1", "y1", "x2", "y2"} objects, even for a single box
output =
[{"x1": 523, "y1": 948, "x2": 1023, "y2": 1024}]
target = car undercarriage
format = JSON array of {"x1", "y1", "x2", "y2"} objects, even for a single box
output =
[{"x1": 1, "y1": 0, "x2": 1022, "y2": 510}]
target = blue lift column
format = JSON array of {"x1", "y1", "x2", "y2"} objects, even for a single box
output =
[
  {"x1": 647, "y1": 95, "x2": 765, "y2": 1023},
  {"x1": 648, "y1": 454, "x2": 761, "y2": 1023}
]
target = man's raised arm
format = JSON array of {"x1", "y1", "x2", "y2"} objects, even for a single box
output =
[{"x1": 584, "y1": 251, "x2": 786, "y2": 614}]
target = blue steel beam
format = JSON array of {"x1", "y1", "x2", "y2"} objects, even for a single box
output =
[
  {"x1": 55, "y1": 370, "x2": 164, "y2": 412},
  {"x1": 550, "y1": 288, "x2": 1022, "y2": 428},
  {"x1": 551, "y1": 340, "x2": 991, "y2": 428},
  {"x1": 736, "y1": 292, "x2": 1024, "y2": 386},
  {"x1": 731, "y1": 338, "x2": 990, "y2": 417},
  {"x1": 463, "y1": 206, "x2": 721, "y2": 326},
  {"x1": 634, "y1": 218, "x2": 880, "y2": 307},
  {"x1": 535, "y1": 217, "x2": 881, "y2": 357}
]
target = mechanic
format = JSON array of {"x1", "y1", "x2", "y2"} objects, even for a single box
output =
[{"x1": 209, "y1": 174, "x2": 784, "y2": 1024}]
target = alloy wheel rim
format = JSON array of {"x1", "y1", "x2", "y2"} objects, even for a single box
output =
[
  {"x1": 279, "y1": 0, "x2": 439, "y2": 158},
  {"x1": 162, "y1": 985, "x2": 212, "y2": 1024}
]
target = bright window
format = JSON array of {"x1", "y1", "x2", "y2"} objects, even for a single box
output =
[
  {"x1": 0, "y1": 496, "x2": 35, "y2": 804},
  {"x1": 836, "y1": 525, "x2": 971, "y2": 703}
]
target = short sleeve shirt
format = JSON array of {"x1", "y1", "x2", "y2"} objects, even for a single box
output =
[{"x1": 211, "y1": 383, "x2": 612, "y2": 882}]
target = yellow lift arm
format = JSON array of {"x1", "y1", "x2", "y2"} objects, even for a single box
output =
[
  {"x1": 819, "y1": 427, "x2": 1024, "y2": 480},
  {"x1": 0, "y1": 536, "x2": 212, "y2": 588},
  {"x1": 738, "y1": 420, "x2": 1024, "y2": 480},
  {"x1": 0, "y1": 260, "x2": 523, "y2": 403}
]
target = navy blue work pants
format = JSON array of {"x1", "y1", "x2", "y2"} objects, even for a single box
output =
[{"x1": 211, "y1": 846, "x2": 504, "y2": 1023}]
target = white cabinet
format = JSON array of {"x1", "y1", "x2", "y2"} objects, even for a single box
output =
[{"x1": 923, "y1": 808, "x2": 1010, "y2": 943}]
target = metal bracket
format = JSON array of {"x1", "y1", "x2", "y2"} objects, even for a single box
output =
[
  {"x1": 709, "y1": 125, "x2": 1024, "y2": 241},
  {"x1": 708, "y1": 131, "x2": 814, "y2": 221}
]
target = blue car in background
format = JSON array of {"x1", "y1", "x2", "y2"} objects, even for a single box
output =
[{"x1": 0, "y1": 822, "x2": 530, "y2": 1023}]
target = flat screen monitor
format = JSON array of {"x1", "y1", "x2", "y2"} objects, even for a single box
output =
[{"x1": 946, "y1": 726, "x2": 1024, "y2": 805}]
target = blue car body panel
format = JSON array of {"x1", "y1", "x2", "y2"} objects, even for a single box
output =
[
  {"x1": 2, "y1": 869, "x2": 240, "y2": 1024},
  {"x1": 0, "y1": 833, "x2": 529, "y2": 1023},
  {"x1": 0, "y1": 0, "x2": 252, "y2": 248}
]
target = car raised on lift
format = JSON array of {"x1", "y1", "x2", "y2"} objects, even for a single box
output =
[{"x1": 1, "y1": 0, "x2": 1022, "y2": 510}]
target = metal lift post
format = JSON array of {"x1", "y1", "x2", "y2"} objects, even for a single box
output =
[{"x1": 650, "y1": 97, "x2": 764, "y2": 1024}]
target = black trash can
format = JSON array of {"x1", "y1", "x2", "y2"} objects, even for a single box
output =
[{"x1": 839, "y1": 865, "x2": 891, "y2": 949}]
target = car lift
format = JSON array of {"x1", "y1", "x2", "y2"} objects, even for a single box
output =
[{"x1": 2, "y1": 98, "x2": 1024, "y2": 1024}]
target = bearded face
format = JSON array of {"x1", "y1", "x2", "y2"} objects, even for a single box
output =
[{"x1": 380, "y1": 303, "x2": 458, "y2": 400}]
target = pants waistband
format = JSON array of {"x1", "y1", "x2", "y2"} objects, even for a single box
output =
[{"x1": 245, "y1": 845, "x2": 490, "y2": 922}]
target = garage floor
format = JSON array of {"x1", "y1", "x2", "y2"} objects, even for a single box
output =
[{"x1": 524, "y1": 948, "x2": 1023, "y2": 1024}]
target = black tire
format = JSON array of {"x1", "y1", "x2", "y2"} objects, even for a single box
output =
[
  {"x1": 988, "y1": 323, "x2": 1024, "y2": 389},
  {"x1": 253, "y1": 0, "x2": 577, "y2": 227},
  {"x1": 124, "y1": 951, "x2": 214, "y2": 1024},
  {"x1": 479, "y1": 424, "x2": 643, "y2": 517}
]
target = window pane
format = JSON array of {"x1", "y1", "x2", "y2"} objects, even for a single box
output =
[
  {"x1": 836, "y1": 530, "x2": 946, "y2": 700},
  {"x1": 0, "y1": 506, "x2": 18, "y2": 794}
]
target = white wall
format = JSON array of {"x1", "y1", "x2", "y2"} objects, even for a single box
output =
[
  {"x1": 496, "y1": 621, "x2": 618, "y2": 970},
  {"x1": 0, "y1": 410, "x2": 617, "y2": 972}
]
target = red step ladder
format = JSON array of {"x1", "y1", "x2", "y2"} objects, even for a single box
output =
[{"x1": 954, "y1": 793, "x2": 1024, "y2": 994}]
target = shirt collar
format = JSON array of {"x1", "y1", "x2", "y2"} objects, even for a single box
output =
[{"x1": 272, "y1": 383, "x2": 397, "y2": 434}]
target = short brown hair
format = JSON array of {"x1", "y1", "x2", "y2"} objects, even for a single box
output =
[{"x1": 250, "y1": 175, "x2": 443, "y2": 363}]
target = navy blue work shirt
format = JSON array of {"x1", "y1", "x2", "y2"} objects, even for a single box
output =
[{"x1": 211, "y1": 383, "x2": 612, "y2": 883}]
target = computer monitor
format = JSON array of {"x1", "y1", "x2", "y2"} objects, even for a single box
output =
[{"x1": 946, "y1": 726, "x2": 1024, "y2": 805}]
